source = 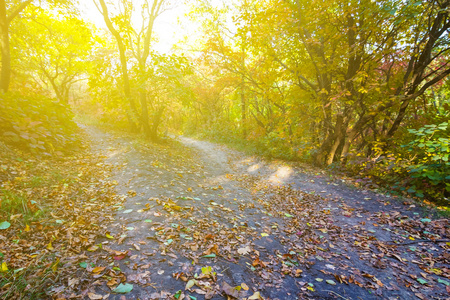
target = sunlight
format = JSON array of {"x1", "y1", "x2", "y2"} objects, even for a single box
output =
[
  {"x1": 269, "y1": 166, "x2": 293, "y2": 184},
  {"x1": 247, "y1": 163, "x2": 261, "y2": 172},
  {"x1": 78, "y1": 1, "x2": 188, "y2": 53}
]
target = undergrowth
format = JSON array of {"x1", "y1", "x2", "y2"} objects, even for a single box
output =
[{"x1": 0, "y1": 141, "x2": 122, "y2": 299}]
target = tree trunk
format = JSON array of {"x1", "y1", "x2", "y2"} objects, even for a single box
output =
[
  {"x1": 149, "y1": 106, "x2": 164, "y2": 142},
  {"x1": 0, "y1": 0, "x2": 10, "y2": 92},
  {"x1": 241, "y1": 81, "x2": 246, "y2": 138},
  {"x1": 97, "y1": 0, "x2": 138, "y2": 132},
  {"x1": 140, "y1": 91, "x2": 150, "y2": 137}
]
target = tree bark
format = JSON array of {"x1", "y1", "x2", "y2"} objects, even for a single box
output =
[
  {"x1": 0, "y1": 0, "x2": 32, "y2": 93},
  {"x1": 96, "y1": 0, "x2": 138, "y2": 132},
  {"x1": 0, "y1": 0, "x2": 10, "y2": 92}
]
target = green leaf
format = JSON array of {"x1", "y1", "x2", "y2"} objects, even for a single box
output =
[
  {"x1": 79, "y1": 262, "x2": 88, "y2": 268},
  {"x1": 144, "y1": 219, "x2": 152, "y2": 223},
  {"x1": 420, "y1": 218, "x2": 431, "y2": 223},
  {"x1": 202, "y1": 254, "x2": 216, "y2": 258},
  {"x1": 417, "y1": 278, "x2": 427, "y2": 285},
  {"x1": 284, "y1": 213, "x2": 294, "y2": 217},
  {"x1": 326, "y1": 280, "x2": 336, "y2": 285},
  {"x1": 315, "y1": 278, "x2": 323, "y2": 282},
  {"x1": 438, "y1": 278, "x2": 449, "y2": 286},
  {"x1": 0, "y1": 221, "x2": 11, "y2": 230},
  {"x1": 113, "y1": 283, "x2": 133, "y2": 294},
  {"x1": 122, "y1": 209, "x2": 133, "y2": 214},
  {"x1": 174, "y1": 290, "x2": 182, "y2": 299}
]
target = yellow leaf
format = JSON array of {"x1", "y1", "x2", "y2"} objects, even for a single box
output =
[
  {"x1": 24, "y1": 224, "x2": 30, "y2": 232},
  {"x1": 87, "y1": 245, "x2": 99, "y2": 252},
  {"x1": 185, "y1": 279, "x2": 196, "y2": 290},
  {"x1": 1, "y1": 262, "x2": 8, "y2": 272},
  {"x1": 47, "y1": 242, "x2": 54, "y2": 250},
  {"x1": 261, "y1": 233, "x2": 269, "y2": 237},
  {"x1": 106, "y1": 233, "x2": 114, "y2": 239},
  {"x1": 241, "y1": 283, "x2": 249, "y2": 291},
  {"x1": 52, "y1": 258, "x2": 60, "y2": 272},
  {"x1": 92, "y1": 266, "x2": 106, "y2": 274},
  {"x1": 248, "y1": 291, "x2": 262, "y2": 299},
  {"x1": 307, "y1": 286, "x2": 315, "y2": 292},
  {"x1": 409, "y1": 236, "x2": 415, "y2": 240}
]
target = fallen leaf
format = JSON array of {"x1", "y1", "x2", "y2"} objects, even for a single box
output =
[
  {"x1": 0, "y1": 221, "x2": 11, "y2": 230},
  {"x1": 1, "y1": 262, "x2": 8, "y2": 272},
  {"x1": 47, "y1": 242, "x2": 54, "y2": 250},
  {"x1": 326, "y1": 280, "x2": 336, "y2": 285},
  {"x1": 87, "y1": 245, "x2": 99, "y2": 252},
  {"x1": 185, "y1": 279, "x2": 196, "y2": 290},
  {"x1": 417, "y1": 278, "x2": 427, "y2": 285},
  {"x1": 248, "y1": 291, "x2": 262, "y2": 299},
  {"x1": 88, "y1": 292, "x2": 103, "y2": 300},
  {"x1": 202, "y1": 254, "x2": 216, "y2": 258},
  {"x1": 10, "y1": 214, "x2": 22, "y2": 221},
  {"x1": 222, "y1": 282, "x2": 239, "y2": 298},
  {"x1": 112, "y1": 283, "x2": 133, "y2": 294},
  {"x1": 237, "y1": 246, "x2": 251, "y2": 255},
  {"x1": 92, "y1": 266, "x2": 106, "y2": 274}
]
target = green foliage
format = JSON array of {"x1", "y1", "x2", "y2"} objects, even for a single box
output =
[
  {"x1": 404, "y1": 122, "x2": 450, "y2": 199},
  {"x1": 0, "y1": 93, "x2": 79, "y2": 154}
]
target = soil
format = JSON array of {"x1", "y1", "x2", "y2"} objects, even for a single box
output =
[{"x1": 81, "y1": 125, "x2": 449, "y2": 300}]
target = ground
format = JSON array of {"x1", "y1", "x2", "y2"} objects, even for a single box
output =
[
  {"x1": 1, "y1": 125, "x2": 448, "y2": 299},
  {"x1": 75, "y1": 125, "x2": 449, "y2": 300}
]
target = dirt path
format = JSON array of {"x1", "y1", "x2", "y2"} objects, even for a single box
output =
[{"x1": 82, "y1": 126, "x2": 449, "y2": 300}]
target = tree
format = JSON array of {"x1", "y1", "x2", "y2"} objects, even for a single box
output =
[
  {"x1": 183, "y1": 0, "x2": 450, "y2": 165},
  {"x1": 94, "y1": 0, "x2": 170, "y2": 137},
  {"x1": 13, "y1": 6, "x2": 94, "y2": 103},
  {"x1": 0, "y1": 0, "x2": 32, "y2": 92}
]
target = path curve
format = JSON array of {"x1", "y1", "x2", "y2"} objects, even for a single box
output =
[{"x1": 82, "y1": 127, "x2": 449, "y2": 300}]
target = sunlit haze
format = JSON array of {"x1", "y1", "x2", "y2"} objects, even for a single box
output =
[{"x1": 78, "y1": 1, "x2": 188, "y2": 53}]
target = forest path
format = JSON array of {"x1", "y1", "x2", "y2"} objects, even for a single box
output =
[{"x1": 82, "y1": 125, "x2": 449, "y2": 300}]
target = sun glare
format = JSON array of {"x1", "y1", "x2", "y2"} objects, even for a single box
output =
[{"x1": 78, "y1": 1, "x2": 188, "y2": 54}]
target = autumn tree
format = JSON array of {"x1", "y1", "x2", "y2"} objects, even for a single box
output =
[
  {"x1": 94, "y1": 0, "x2": 170, "y2": 138},
  {"x1": 13, "y1": 6, "x2": 94, "y2": 103},
  {"x1": 186, "y1": 0, "x2": 450, "y2": 165}
]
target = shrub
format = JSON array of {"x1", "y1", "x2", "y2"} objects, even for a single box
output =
[
  {"x1": 403, "y1": 122, "x2": 450, "y2": 199},
  {"x1": 0, "y1": 93, "x2": 79, "y2": 154}
]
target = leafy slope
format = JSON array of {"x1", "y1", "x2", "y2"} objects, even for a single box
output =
[{"x1": 0, "y1": 140, "x2": 123, "y2": 298}]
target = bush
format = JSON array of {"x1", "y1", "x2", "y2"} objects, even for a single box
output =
[
  {"x1": 0, "y1": 93, "x2": 79, "y2": 154},
  {"x1": 403, "y1": 122, "x2": 450, "y2": 199}
]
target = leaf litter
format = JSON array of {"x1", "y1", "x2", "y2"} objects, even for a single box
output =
[{"x1": 1, "y1": 126, "x2": 449, "y2": 299}]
